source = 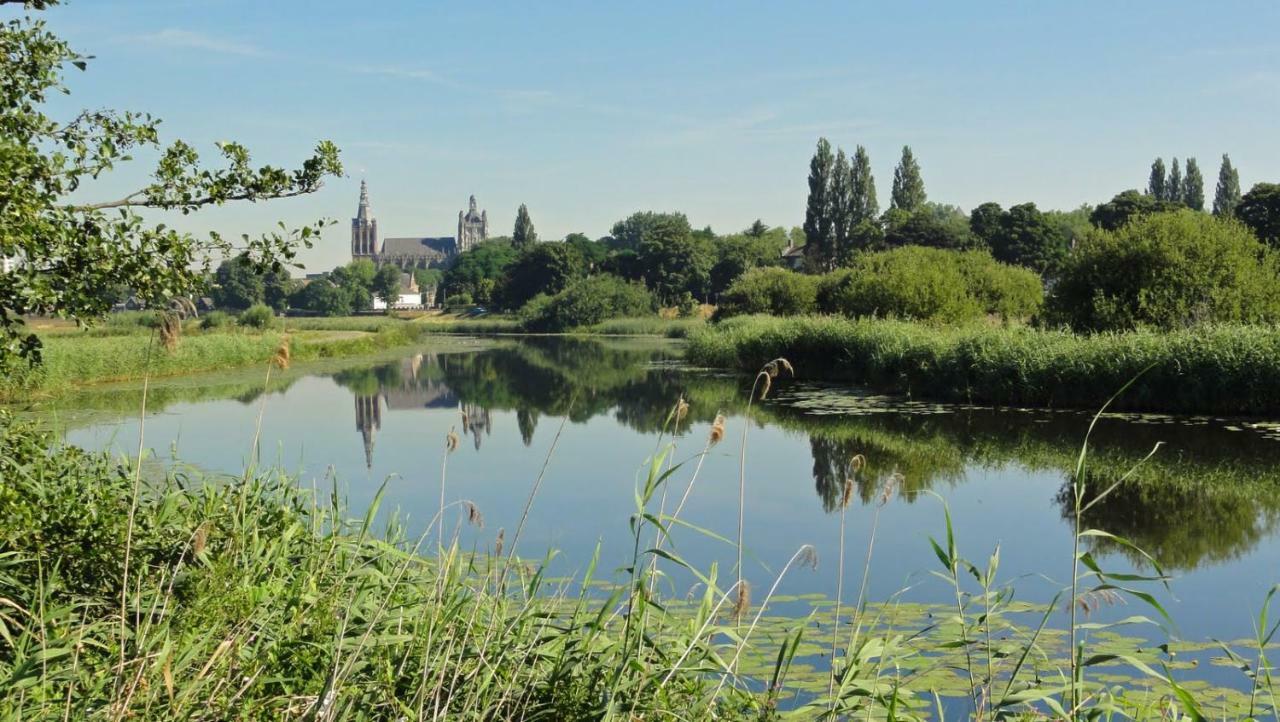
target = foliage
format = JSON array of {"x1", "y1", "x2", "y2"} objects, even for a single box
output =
[
  {"x1": 689, "y1": 314, "x2": 1280, "y2": 414},
  {"x1": 1183, "y1": 156, "x2": 1205, "y2": 210},
  {"x1": 889, "y1": 145, "x2": 926, "y2": 211},
  {"x1": 1147, "y1": 158, "x2": 1167, "y2": 200},
  {"x1": 238, "y1": 303, "x2": 275, "y2": 329},
  {"x1": 1237, "y1": 182, "x2": 1280, "y2": 246},
  {"x1": 443, "y1": 239, "x2": 519, "y2": 303},
  {"x1": 0, "y1": 4, "x2": 340, "y2": 371},
  {"x1": 709, "y1": 231, "x2": 787, "y2": 297},
  {"x1": 413, "y1": 267, "x2": 444, "y2": 290},
  {"x1": 608, "y1": 211, "x2": 690, "y2": 252},
  {"x1": 212, "y1": 255, "x2": 264, "y2": 310},
  {"x1": 882, "y1": 203, "x2": 975, "y2": 251},
  {"x1": 1089, "y1": 190, "x2": 1182, "y2": 231},
  {"x1": 802, "y1": 137, "x2": 835, "y2": 270},
  {"x1": 288, "y1": 278, "x2": 358, "y2": 316},
  {"x1": 715, "y1": 267, "x2": 818, "y2": 318},
  {"x1": 969, "y1": 201, "x2": 1070, "y2": 275},
  {"x1": 817, "y1": 247, "x2": 1039, "y2": 322},
  {"x1": 512, "y1": 202, "x2": 537, "y2": 247},
  {"x1": 199, "y1": 310, "x2": 231, "y2": 330},
  {"x1": 520, "y1": 275, "x2": 654, "y2": 332},
  {"x1": 1214, "y1": 153, "x2": 1242, "y2": 217},
  {"x1": 1047, "y1": 210, "x2": 1280, "y2": 331},
  {"x1": 634, "y1": 214, "x2": 713, "y2": 303},
  {"x1": 496, "y1": 242, "x2": 585, "y2": 310},
  {"x1": 371, "y1": 263, "x2": 403, "y2": 307}
]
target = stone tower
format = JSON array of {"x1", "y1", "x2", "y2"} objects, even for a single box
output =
[
  {"x1": 457, "y1": 194, "x2": 489, "y2": 253},
  {"x1": 351, "y1": 180, "x2": 379, "y2": 262}
]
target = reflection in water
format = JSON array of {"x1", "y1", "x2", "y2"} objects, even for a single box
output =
[{"x1": 33, "y1": 336, "x2": 1280, "y2": 575}]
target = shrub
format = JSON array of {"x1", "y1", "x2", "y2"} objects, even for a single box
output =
[
  {"x1": 521, "y1": 276, "x2": 654, "y2": 332},
  {"x1": 199, "y1": 310, "x2": 232, "y2": 330},
  {"x1": 238, "y1": 303, "x2": 276, "y2": 329},
  {"x1": 951, "y1": 251, "x2": 1044, "y2": 320},
  {"x1": 1046, "y1": 210, "x2": 1280, "y2": 331},
  {"x1": 715, "y1": 267, "x2": 818, "y2": 319},
  {"x1": 817, "y1": 247, "x2": 978, "y2": 322}
]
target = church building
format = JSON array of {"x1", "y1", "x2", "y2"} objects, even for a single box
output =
[{"x1": 350, "y1": 181, "x2": 488, "y2": 268}]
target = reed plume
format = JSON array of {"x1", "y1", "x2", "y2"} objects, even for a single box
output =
[
  {"x1": 446, "y1": 427, "x2": 460, "y2": 453},
  {"x1": 271, "y1": 337, "x2": 291, "y2": 369},
  {"x1": 192, "y1": 522, "x2": 209, "y2": 556},
  {"x1": 731, "y1": 580, "x2": 751, "y2": 623},
  {"x1": 494, "y1": 528, "x2": 505, "y2": 557},
  {"x1": 464, "y1": 501, "x2": 484, "y2": 529},
  {"x1": 158, "y1": 312, "x2": 181, "y2": 352},
  {"x1": 709, "y1": 414, "x2": 726, "y2": 445}
]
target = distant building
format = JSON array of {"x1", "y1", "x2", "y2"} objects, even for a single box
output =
[
  {"x1": 781, "y1": 243, "x2": 806, "y2": 271},
  {"x1": 350, "y1": 181, "x2": 488, "y2": 269},
  {"x1": 371, "y1": 271, "x2": 428, "y2": 311}
]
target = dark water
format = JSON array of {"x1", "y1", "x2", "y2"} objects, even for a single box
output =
[{"x1": 29, "y1": 336, "x2": 1280, "y2": 683}]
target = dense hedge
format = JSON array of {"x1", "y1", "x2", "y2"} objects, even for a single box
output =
[
  {"x1": 716, "y1": 248, "x2": 1041, "y2": 323},
  {"x1": 687, "y1": 314, "x2": 1280, "y2": 414},
  {"x1": 1047, "y1": 210, "x2": 1280, "y2": 332}
]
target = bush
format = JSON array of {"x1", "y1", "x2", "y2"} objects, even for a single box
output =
[
  {"x1": 715, "y1": 267, "x2": 818, "y2": 319},
  {"x1": 951, "y1": 251, "x2": 1044, "y2": 320},
  {"x1": 238, "y1": 303, "x2": 276, "y2": 329},
  {"x1": 199, "y1": 310, "x2": 232, "y2": 330},
  {"x1": 1047, "y1": 210, "x2": 1280, "y2": 331},
  {"x1": 520, "y1": 276, "x2": 655, "y2": 332},
  {"x1": 818, "y1": 247, "x2": 1000, "y2": 323}
]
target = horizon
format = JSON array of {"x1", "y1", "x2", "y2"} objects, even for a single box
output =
[{"x1": 28, "y1": 0, "x2": 1280, "y2": 272}]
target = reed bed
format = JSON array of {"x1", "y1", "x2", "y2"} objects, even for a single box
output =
[
  {"x1": 687, "y1": 314, "x2": 1280, "y2": 415},
  {"x1": 2, "y1": 345, "x2": 1275, "y2": 719}
]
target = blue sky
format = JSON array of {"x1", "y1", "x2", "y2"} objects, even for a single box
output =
[{"x1": 27, "y1": 0, "x2": 1280, "y2": 272}]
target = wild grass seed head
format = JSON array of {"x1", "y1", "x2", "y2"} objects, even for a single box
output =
[{"x1": 709, "y1": 413, "x2": 726, "y2": 445}]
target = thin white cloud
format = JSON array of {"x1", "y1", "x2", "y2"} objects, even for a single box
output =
[{"x1": 137, "y1": 28, "x2": 267, "y2": 58}]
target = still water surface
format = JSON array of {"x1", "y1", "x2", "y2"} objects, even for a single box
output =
[{"x1": 30, "y1": 336, "x2": 1280, "y2": 686}]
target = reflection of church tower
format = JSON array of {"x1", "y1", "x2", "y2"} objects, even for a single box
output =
[
  {"x1": 352, "y1": 180, "x2": 378, "y2": 262},
  {"x1": 355, "y1": 393, "x2": 382, "y2": 469},
  {"x1": 459, "y1": 401, "x2": 492, "y2": 450}
]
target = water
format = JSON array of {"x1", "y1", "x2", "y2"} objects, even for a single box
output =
[{"x1": 24, "y1": 335, "x2": 1280, "y2": 697}]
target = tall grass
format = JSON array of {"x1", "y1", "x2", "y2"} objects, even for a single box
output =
[
  {"x1": 688, "y1": 314, "x2": 1280, "y2": 415},
  {"x1": 2, "y1": 347, "x2": 1276, "y2": 719}
]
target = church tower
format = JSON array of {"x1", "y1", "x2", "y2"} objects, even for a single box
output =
[
  {"x1": 351, "y1": 180, "x2": 379, "y2": 262},
  {"x1": 457, "y1": 194, "x2": 489, "y2": 254}
]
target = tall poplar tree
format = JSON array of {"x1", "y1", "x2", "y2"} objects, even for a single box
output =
[
  {"x1": 513, "y1": 203, "x2": 537, "y2": 247},
  {"x1": 1168, "y1": 158, "x2": 1183, "y2": 204},
  {"x1": 850, "y1": 145, "x2": 879, "y2": 222},
  {"x1": 803, "y1": 138, "x2": 835, "y2": 270},
  {"x1": 1183, "y1": 157, "x2": 1205, "y2": 211},
  {"x1": 1214, "y1": 154, "x2": 1242, "y2": 217},
  {"x1": 827, "y1": 148, "x2": 852, "y2": 269},
  {"x1": 890, "y1": 145, "x2": 926, "y2": 211},
  {"x1": 1147, "y1": 158, "x2": 1167, "y2": 199}
]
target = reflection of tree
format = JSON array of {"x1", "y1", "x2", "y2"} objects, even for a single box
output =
[{"x1": 516, "y1": 408, "x2": 538, "y2": 447}]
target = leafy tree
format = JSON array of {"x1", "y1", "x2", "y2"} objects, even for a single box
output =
[
  {"x1": 1047, "y1": 210, "x2": 1280, "y2": 331},
  {"x1": 827, "y1": 148, "x2": 852, "y2": 270},
  {"x1": 1147, "y1": 158, "x2": 1168, "y2": 200},
  {"x1": 971, "y1": 202, "x2": 1069, "y2": 275},
  {"x1": 802, "y1": 138, "x2": 835, "y2": 272},
  {"x1": 1168, "y1": 157, "x2": 1183, "y2": 205},
  {"x1": 969, "y1": 202, "x2": 1005, "y2": 246},
  {"x1": 519, "y1": 276, "x2": 654, "y2": 332},
  {"x1": 513, "y1": 203, "x2": 537, "y2": 247},
  {"x1": 850, "y1": 145, "x2": 879, "y2": 223},
  {"x1": 0, "y1": 2, "x2": 340, "y2": 368},
  {"x1": 212, "y1": 255, "x2": 265, "y2": 310},
  {"x1": 262, "y1": 266, "x2": 294, "y2": 312},
  {"x1": 601, "y1": 249, "x2": 644, "y2": 282},
  {"x1": 564, "y1": 233, "x2": 608, "y2": 269},
  {"x1": 443, "y1": 240, "x2": 519, "y2": 301},
  {"x1": 1090, "y1": 190, "x2": 1180, "y2": 231},
  {"x1": 709, "y1": 231, "x2": 787, "y2": 297},
  {"x1": 332, "y1": 259, "x2": 376, "y2": 293},
  {"x1": 890, "y1": 145, "x2": 926, "y2": 211},
  {"x1": 288, "y1": 279, "x2": 357, "y2": 316},
  {"x1": 883, "y1": 203, "x2": 972, "y2": 250},
  {"x1": 371, "y1": 264, "x2": 403, "y2": 309},
  {"x1": 1214, "y1": 153, "x2": 1242, "y2": 217},
  {"x1": 609, "y1": 211, "x2": 690, "y2": 252},
  {"x1": 635, "y1": 216, "x2": 712, "y2": 303},
  {"x1": 1237, "y1": 183, "x2": 1280, "y2": 246},
  {"x1": 1183, "y1": 157, "x2": 1205, "y2": 211},
  {"x1": 745, "y1": 219, "x2": 769, "y2": 238},
  {"x1": 413, "y1": 267, "x2": 444, "y2": 290},
  {"x1": 714, "y1": 267, "x2": 819, "y2": 318},
  {"x1": 497, "y1": 242, "x2": 585, "y2": 310}
]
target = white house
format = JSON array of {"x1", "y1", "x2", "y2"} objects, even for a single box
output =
[{"x1": 372, "y1": 272, "x2": 430, "y2": 311}]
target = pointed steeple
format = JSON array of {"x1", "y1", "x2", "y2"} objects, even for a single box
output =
[{"x1": 357, "y1": 179, "x2": 372, "y2": 221}]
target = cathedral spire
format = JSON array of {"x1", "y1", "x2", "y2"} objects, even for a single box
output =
[{"x1": 357, "y1": 179, "x2": 371, "y2": 221}]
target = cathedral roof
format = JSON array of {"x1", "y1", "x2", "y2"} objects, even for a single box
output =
[{"x1": 381, "y1": 237, "x2": 458, "y2": 258}]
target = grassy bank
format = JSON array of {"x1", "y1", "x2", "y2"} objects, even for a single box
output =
[
  {"x1": 1, "y1": 324, "x2": 429, "y2": 401},
  {"x1": 688, "y1": 314, "x2": 1280, "y2": 415}
]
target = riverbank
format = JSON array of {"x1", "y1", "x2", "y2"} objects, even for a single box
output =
[
  {"x1": 1, "y1": 313, "x2": 701, "y2": 401},
  {"x1": 686, "y1": 314, "x2": 1280, "y2": 415}
]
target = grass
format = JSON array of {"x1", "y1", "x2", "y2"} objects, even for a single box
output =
[{"x1": 687, "y1": 314, "x2": 1280, "y2": 415}]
